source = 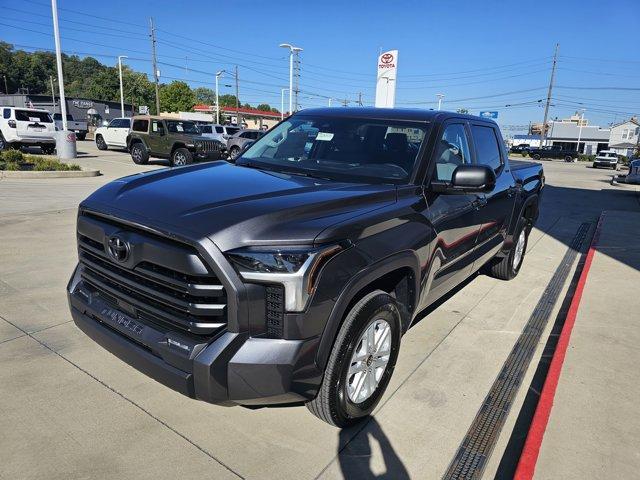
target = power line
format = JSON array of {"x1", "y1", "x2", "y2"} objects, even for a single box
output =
[{"x1": 21, "y1": 0, "x2": 146, "y2": 28}]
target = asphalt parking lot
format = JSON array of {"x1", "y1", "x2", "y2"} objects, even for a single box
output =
[{"x1": 1, "y1": 143, "x2": 639, "y2": 479}]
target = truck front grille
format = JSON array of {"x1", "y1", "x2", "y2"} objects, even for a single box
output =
[
  {"x1": 76, "y1": 216, "x2": 227, "y2": 336},
  {"x1": 198, "y1": 140, "x2": 223, "y2": 153}
]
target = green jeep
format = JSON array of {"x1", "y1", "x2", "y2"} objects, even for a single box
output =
[{"x1": 126, "y1": 116, "x2": 226, "y2": 166}]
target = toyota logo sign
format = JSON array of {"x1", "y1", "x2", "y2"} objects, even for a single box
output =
[
  {"x1": 380, "y1": 53, "x2": 394, "y2": 64},
  {"x1": 107, "y1": 235, "x2": 130, "y2": 262}
]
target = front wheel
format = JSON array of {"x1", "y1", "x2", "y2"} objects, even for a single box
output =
[
  {"x1": 532, "y1": 154, "x2": 541, "y2": 160},
  {"x1": 306, "y1": 290, "x2": 401, "y2": 427},
  {"x1": 171, "y1": 148, "x2": 193, "y2": 167},
  {"x1": 565, "y1": 155, "x2": 573, "y2": 162},
  {"x1": 229, "y1": 146, "x2": 241, "y2": 161},
  {"x1": 486, "y1": 216, "x2": 530, "y2": 281},
  {"x1": 130, "y1": 143, "x2": 149, "y2": 165},
  {"x1": 95, "y1": 135, "x2": 108, "y2": 150}
]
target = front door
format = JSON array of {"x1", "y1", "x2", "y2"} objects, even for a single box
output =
[{"x1": 418, "y1": 121, "x2": 483, "y2": 309}]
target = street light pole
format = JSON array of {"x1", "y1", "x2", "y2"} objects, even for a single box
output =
[
  {"x1": 436, "y1": 93, "x2": 445, "y2": 111},
  {"x1": 215, "y1": 70, "x2": 225, "y2": 124},
  {"x1": 279, "y1": 43, "x2": 303, "y2": 114},
  {"x1": 576, "y1": 108, "x2": 586, "y2": 154},
  {"x1": 118, "y1": 55, "x2": 128, "y2": 117},
  {"x1": 49, "y1": 76, "x2": 56, "y2": 111},
  {"x1": 51, "y1": 0, "x2": 68, "y2": 132},
  {"x1": 280, "y1": 88, "x2": 288, "y2": 120}
]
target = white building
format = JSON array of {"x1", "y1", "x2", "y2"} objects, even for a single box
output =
[
  {"x1": 608, "y1": 119, "x2": 639, "y2": 157},
  {"x1": 547, "y1": 120, "x2": 610, "y2": 155}
]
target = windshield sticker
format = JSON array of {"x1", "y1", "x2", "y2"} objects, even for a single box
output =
[{"x1": 316, "y1": 132, "x2": 334, "y2": 141}]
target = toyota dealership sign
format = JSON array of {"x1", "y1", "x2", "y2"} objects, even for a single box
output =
[{"x1": 375, "y1": 50, "x2": 398, "y2": 108}]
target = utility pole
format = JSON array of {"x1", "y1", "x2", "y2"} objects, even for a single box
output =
[
  {"x1": 234, "y1": 65, "x2": 241, "y2": 126},
  {"x1": 215, "y1": 70, "x2": 225, "y2": 124},
  {"x1": 436, "y1": 93, "x2": 445, "y2": 111},
  {"x1": 3, "y1": 75, "x2": 8, "y2": 94},
  {"x1": 49, "y1": 76, "x2": 56, "y2": 111},
  {"x1": 149, "y1": 17, "x2": 160, "y2": 114},
  {"x1": 540, "y1": 43, "x2": 559, "y2": 148}
]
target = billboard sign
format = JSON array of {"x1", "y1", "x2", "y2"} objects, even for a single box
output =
[
  {"x1": 479, "y1": 111, "x2": 499, "y2": 119},
  {"x1": 375, "y1": 50, "x2": 398, "y2": 108}
]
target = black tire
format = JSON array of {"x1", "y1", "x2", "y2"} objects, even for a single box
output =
[
  {"x1": 0, "y1": 133, "x2": 7, "y2": 151},
  {"x1": 564, "y1": 155, "x2": 573, "y2": 162},
  {"x1": 486, "y1": 216, "x2": 530, "y2": 281},
  {"x1": 532, "y1": 154, "x2": 541, "y2": 160},
  {"x1": 171, "y1": 147, "x2": 193, "y2": 167},
  {"x1": 306, "y1": 290, "x2": 402, "y2": 428},
  {"x1": 229, "y1": 146, "x2": 241, "y2": 161},
  {"x1": 95, "y1": 135, "x2": 108, "y2": 150},
  {"x1": 130, "y1": 143, "x2": 149, "y2": 165},
  {"x1": 76, "y1": 133, "x2": 86, "y2": 141}
]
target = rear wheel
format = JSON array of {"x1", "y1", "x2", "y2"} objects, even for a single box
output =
[
  {"x1": 486, "y1": 216, "x2": 530, "y2": 281},
  {"x1": 95, "y1": 135, "x2": 108, "y2": 150},
  {"x1": 564, "y1": 155, "x2": 573, "y2": 162},
  {"x1": 130, "y1": 143, "x2": 149, "y2": 165},
  {"x1": 171, "y1": 148, "x2": 193, "y2": 167},
  {"x1": 532, "y1": 153, "x2": 541, "y2": 160},
  {"x1": 306, "y1": 290, "x2": 401, "y2": 427}
]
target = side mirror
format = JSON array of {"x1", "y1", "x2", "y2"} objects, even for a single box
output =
[{"x1": 432, "y1": 165, "x2": 496, "y2": 193}]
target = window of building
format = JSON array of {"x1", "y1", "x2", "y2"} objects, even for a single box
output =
[
  {"x1": 471, "y1": 125, "x2": 502, "y2": 171},
  {"x1": 433, "y1": 124, "x2": 471, "y2": 182}
]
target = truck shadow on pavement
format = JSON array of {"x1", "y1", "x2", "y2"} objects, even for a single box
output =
[{"x1": 338, "y1": 418, "x2": 410, "y2": 479}]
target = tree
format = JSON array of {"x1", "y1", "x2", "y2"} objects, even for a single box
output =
[
  {"x1": 256, "y1": 103, "x2": 272, "y2": 112},
  {"x1": 193, "y1": 87, "x2": 216, "y2": 105},
  {"x1": 456, "y1": 108, "x2": 469, "y2": 114},
  {"x1": 159, "y1": 80, "x2": 195, "y2": 113},
  {"x1": 218, "y1": 94, "x2": 240, "y2": 107}
]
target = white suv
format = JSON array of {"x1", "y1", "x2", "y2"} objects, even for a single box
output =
[
  {"x1": 1, "y1": 107, "x2": 57, "y2": 153},
  {"x1": 94, "y1": 118, "x2": 131, "y2": 150},
  {"x1": 198, "y1": 124, "x2": 240, "y2": 145}
]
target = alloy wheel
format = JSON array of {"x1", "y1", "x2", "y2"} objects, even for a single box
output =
[
  {"x1": 346, "y1": 318, "x2": 392, "y2": 404},
  {"x1": 513, "y1": 229, "x2": 526, "y2": 270}
]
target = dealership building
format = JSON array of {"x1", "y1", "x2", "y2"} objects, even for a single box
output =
[{"x1": 0, "y1": 94, "x2": 134, "y2": 126}]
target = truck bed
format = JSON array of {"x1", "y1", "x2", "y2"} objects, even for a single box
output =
[{"x1": 510, "y1": 159, "x2": 543, "y2": 187}]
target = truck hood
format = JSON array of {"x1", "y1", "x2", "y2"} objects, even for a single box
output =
[{"x1": 81, "y1": 162, "x2": 397, "y2": 251}]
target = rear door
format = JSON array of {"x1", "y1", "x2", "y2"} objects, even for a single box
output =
[
  {"x1": 468, "y1": 122, "x2": 517, "y2": 271},
  {"x1": 15, "y1": 109, "x2": 54, "y2": 139},
  {"x1": 419, "y1": 120, "x2": 482, "y2": 308},
  {"x1": 148, "y1": 119, "x2": 167, "y2": 156},
  {"x1": 112, "y1": 119, "x2": 130, "y2": 146}
]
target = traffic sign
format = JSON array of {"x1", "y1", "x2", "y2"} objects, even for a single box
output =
[{"x1": 479, "y1": 111, "x2": 498, "y2": 119}]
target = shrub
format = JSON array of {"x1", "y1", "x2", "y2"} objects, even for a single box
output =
[
  {"x1": 2, "y1": 149, "x2": 23, "y2": 163},
  {"x1": 578, "y1": 154, "x2": 595, "y2": 162},
  {"x1": 5, "y1": 162, "x2": 20, "y2": 171}
]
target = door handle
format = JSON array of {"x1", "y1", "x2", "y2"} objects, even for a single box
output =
[{"x1": 472, "y1": 196, "x2": 488, "y2": 209}]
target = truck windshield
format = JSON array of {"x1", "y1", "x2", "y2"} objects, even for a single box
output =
[{"x1": 239, "y1": 115, "x2": 428, "y2": 184}]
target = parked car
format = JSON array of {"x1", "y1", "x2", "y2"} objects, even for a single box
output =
[
  {"x1": 126, "y1": 116, "x2": 225, "y2": 166},
  {"x1": 227, "y1": 129, "x2": 264, "y2": 160},
  {"x1": 53, "y1": 113, "x2": 88, "y2": 140},
  {"x1": 198, "y1": 124, "x2": 241, "y2": 144},
  {"x1": 0, "y1": 106, "x2": 56, "y2": 154},
  {"x1": 510, "y1": 143, "x2": 531, "y2": 154},
  {"x1": 94, "y1": 118, "x2": 131, "y2": 150},
  {"x1": 592, "y1": 150, "x2": 619, "y2": 170},
  {"x1": 68, "y1": 108, "x2": 544, "y2": 427},
  {"x1": 625, "y1": 158, "x2": 640, "y2": 184},
  {"x1": 527, "y1": 145, "x2": 578, "y2": 161}
]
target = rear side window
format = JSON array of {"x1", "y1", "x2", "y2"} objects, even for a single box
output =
[
  {"x1": 3, "y1": 109, "x2": 10, "y2": 119},
  {"x1": 15, "y1": 110, "x2": 52, "y2": 123},
  {"x1": 200, "y1": 125, "x2": 212, "y2": 133},
  {"x1": 132, "y1": 119, "x2": 149, "y2": 132},
  {"x1": 215, "y1": 126, "x2": 224, "y2": 133},
  {"x1": 471, "y1": 125, "x2": 502, "y2": 171}
]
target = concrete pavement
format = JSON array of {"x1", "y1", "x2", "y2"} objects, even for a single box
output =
[
  {"x1": 532, "y1": 210, "x2": 640, "y2": 479},
  {"x1": 1, "y1": 146, "x2": 639, "y2": 479}
]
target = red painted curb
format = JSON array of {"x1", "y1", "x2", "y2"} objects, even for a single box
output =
[{"x1": 514, "y1": 213, "x2": 605, "y2": 480}]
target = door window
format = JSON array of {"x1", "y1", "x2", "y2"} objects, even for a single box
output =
[
  {"x1": 151, "y1": 120, "x2": 165, "y2": 134},
  {"x1": 433, "y1": 123, "x2": 471, "y2": 182},
  {"x1": 471, "y1": 125, "x2": 502, "y2": 171},
  {"x1": 132, "y1": 119, "x2": 149, "y2": 132}
]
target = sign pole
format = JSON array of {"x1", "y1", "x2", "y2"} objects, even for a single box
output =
[{"x1": 51, "y1": 0, "x2": 68, "y2": 132}]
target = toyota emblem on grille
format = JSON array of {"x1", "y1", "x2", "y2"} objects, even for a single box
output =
[{"x1": 107, "y1": 235, "x2": 130, "y2": 262}]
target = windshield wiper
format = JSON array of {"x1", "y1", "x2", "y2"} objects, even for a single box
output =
[{"x1": 277, "y1": 169, "x2": 334, "y2": 181}]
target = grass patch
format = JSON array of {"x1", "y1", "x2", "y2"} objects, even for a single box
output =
[{"x1": 0, "y1": 150, "x2": 80, "y2": 171}]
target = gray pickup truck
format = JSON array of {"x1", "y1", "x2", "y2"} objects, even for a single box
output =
[{"x1": 68, "y1": 108, "x2": 544, "y2": 427}]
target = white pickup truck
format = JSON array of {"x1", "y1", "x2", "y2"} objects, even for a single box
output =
[{"x1": 53, "y1": 113, "x2": 88, "y2": 140}]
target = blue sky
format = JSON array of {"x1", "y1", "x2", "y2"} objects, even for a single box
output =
[{"x1": 2, "y1": 0, "x2": 639, "y2": 134}]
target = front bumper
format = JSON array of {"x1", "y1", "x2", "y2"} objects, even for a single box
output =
[
  {"x1": 68, "y1": 266, "x2": 321, "y2": 406},
  {"x1": 594, "y1": 160, "x2": 617, "y2": 167}
]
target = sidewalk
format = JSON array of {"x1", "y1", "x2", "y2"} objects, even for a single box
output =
[{"x1": 524, "y1": 210, "x2": 640, "y2": 479}]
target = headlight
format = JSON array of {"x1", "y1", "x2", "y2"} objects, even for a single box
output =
[{"x1": 225, "y1": 245, "x2": 343, "y2": 312}]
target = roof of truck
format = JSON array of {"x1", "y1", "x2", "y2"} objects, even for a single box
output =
[{"x1": 294, "y1": 107, "x2": 492, "y2": 124}]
